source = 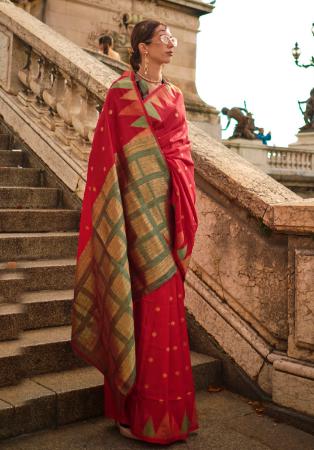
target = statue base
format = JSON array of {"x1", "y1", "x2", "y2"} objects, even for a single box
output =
[{"x1": 289, "y1": 131, "x2": 314, "y2": 150}]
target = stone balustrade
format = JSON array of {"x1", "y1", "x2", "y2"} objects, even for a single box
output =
[
  {"x1": 5, "y1": 38, "x2": 104, "y2": 162},
  {"x1": 0, "y1": 0, "x2": 120, "y2": 171},
  {"x1": 223, "y1": 139, "x2": 314, "y2": 176},
  {"x1": 268, "y1": 147, "x2": 313, "y2": 172},
  {"x1": 1, "y1": 1, "x2": 314, "y2": 420}
]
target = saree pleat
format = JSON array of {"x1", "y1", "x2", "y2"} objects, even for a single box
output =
[{"x1": 72, "y1": 70, "x2": 198, "y2": 444}]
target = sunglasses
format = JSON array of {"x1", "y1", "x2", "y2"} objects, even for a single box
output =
[{"x1": 147, "y1": 34, "x2": 178, "y2": 47}]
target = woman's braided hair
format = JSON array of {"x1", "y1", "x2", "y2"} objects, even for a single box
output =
[{"x1": 129, "y1": 19, "x2": 165, "y2": 71}]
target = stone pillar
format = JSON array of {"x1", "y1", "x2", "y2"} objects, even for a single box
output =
[
  {"x1": 289, "y1": 131, "x2": 314, "y2": 150},
  {"x1": 0, "y1": 23, "x2": 27, "y2": 94}
]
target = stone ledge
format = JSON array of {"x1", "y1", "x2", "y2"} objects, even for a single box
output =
[
  {"x1": 190, "y1": 123, "x2": 314, "y2": 233},
  {"x1": 274, "y1": 359, "x2": 314, "y2": 381},
  {"x1": 185, "y1": 269, "x2": 271, "y2": 382},
  {"x1": 273, "y1": 368, "x2": 314, "y2": 417}
]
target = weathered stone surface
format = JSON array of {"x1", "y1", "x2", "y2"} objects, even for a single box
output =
[
  {"x1": 257, "y1": 361, "x2": 272, "y2": 395},
  {"x1": 0, "y1": 271, "x2": 25, "y2": 303},
  {"x1": 0, "y1": 91, "x2": 85, "y2": 194},
  {"x1": 0, "y1": 149, "x2": 23, "y2": 166},
  {"x1": 22, "y1": 289, "x2": 73, "y2": 329},
  {"x1": 44, "y1": 0, "x2": 212, "y2": 102},
  {"x1": 0, "y1": 27, "x2": 10, "y2": 88},
  {"x1": 0, "y1": 232, "x2": 78, "y2": 261},
  {"x1": 0, "y1": 167, "x2": 41, "y2": 187},
  {"x1": 0, "y1": 378, "x2": 55, "y2": 439},
  {"x1": 0, "y1": 303, "x2": 24, "y2": 340},
  {"x1": 0, "y1": 339, "x2": 22, "y2": 387},
  {"x1": 2, "y1": 390, "x2": 314, "y2": 450},
  {"x1": 21, "y1": 325, "x2": 87, "y2": 376},
  {"x1": 190, "y1": 123, "x2": 300, "y2": 219},
  {"x1": 192, "y1": 186, "x2": 289, "y2": 346},
  {"x1": 0, "y1": 353, "x2": 221, "y2": 439},
  {"x1": 0, "y1": 186, "x2": 59, "y2": 208},
  {"x1": 0, "y1": 258, "x2": 76, "y2": 292},
  {"x1": 190, "y1": 352, "x2": 221, "y2": 390},
  {"x1": 0, "y1": 2, "x2": 117, "y2": 98},
  {"x1": 287, "y1": 236, "x2": 314, "y2": 364},
  {"x1": 32, "y1": 366, "x2": 104, "y2": 425},
  {"x1": 185, "y1": 272, "x2": 266, "y2": 381},
  {"x1": 264, "y1": 200, "x2": 314, "y2": 233},
  {"x1": 295, "y1": 251, "x2": 314, "y2": 351},
  {"x1": 273, "y1": 366, "x2": 314, "y2": 417},
  {"x1": 0, "y1": 209, "x2": 80, "y2": 232},
  {"x1": 290, "y1": 131, "x2": 314, "y2": 149}
]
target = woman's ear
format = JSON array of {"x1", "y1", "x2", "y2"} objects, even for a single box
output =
[{"x1": 138, "y1": 42, "x2": 148, "y2": 56}]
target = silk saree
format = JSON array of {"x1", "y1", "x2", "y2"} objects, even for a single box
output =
[{"x1": 71, "y1": 70, "x2": 199, "y2": 444}]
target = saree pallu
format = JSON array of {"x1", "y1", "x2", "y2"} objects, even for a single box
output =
[{"x1": 71, "y1": 70, "x2": 198, "y2": 444}]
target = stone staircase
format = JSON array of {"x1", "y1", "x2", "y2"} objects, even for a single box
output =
[{"x1": 0, "y1": 126, "x2": 221, "y2": 440}]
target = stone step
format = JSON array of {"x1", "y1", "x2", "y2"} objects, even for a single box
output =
[
  {"x1": 0, "y1": 339, "x2": 22, "y2": 388},
  {"x1": 0, "y1": 133, "x2": 10, "y2": 149},
  {"x1": 0, "y1": 232, "x2": 78, "y2": 261},
  {"x1": 0, "y1": 303, "x2": 24, "y2": 341},
  {"x1": 0, "y1": 209, "x2": 80, "y2": 232},
  {"x1": 21, "y1": 289, "x2": 73, "y2": 329},
  {"x1": 4, "y1": 389, "x2": 314, "y2": 450},
  {"x1": 0, "y1": 271, "x2": 25, "y2": 304},
  {"x1": 0, "y1": 352, "x2": 220, "y2": 440},
  {"x1": 20, "y1": 325, "x2": 88, "y2": 377},
  {"x1": 0, "y1": 150, "x2": 24, "y2": 167},
  {"x1": 0, "y1": 187, "x2": 60, "y2": 209},
  {"x1": 0, "y1": 167, "x2": 42, "y2": 187},
  {"x1": 0, "y1": 258, "x2": 76, "y2": 292}
]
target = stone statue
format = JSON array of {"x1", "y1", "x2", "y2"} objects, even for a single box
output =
[
  {"x1": 221, "y1": 106, "x2": 257, "y2": 140},
  {"x1": 299, "y1": 88, "x2": 314, "y2": 132}
]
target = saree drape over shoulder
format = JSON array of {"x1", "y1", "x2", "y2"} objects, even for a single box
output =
[{"x1": 71, "y1": 70, "x2": 199, "y2": 444}]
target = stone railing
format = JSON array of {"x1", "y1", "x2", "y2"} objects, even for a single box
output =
[
  {"x1": 223, "y1": 139, "x2": 314, "y2": 176},
  {"x1": 1, "y1": 1, "x2": 314, "y2": 420},
  {"x1": 268, "y1": 147, "x2": 313, "y2": 172},
  {"x1": 0, "y1": 0, "x2": 119, "y2": 197}
]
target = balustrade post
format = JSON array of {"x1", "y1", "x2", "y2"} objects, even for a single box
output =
[
  {"x1": 55, "y1": 77, "x2": 81, "y2": 146},
  {"x1": 71, "y1": 89, "x2": 99, "y2": 160},
  {"x1": 17, "y1": 49, "x2": 40, "y2": 107},
  {"x1": 0, "y1": 24, "x2": 29, "y2": 95},
  {"x1": 28, "y1": 55, "x2": 51, "y2": 118},
  {"x1": 41, "y1": 66, "x2": 65, "y2": 131}
]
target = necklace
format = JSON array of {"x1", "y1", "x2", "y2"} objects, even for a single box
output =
[{"x1": 137, "y1": 71, "x2": 162, "y2": 84}]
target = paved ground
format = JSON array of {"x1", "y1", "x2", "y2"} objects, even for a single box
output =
[{"x1": 1, "y1": 390, "x2": 314, "y2": 450}]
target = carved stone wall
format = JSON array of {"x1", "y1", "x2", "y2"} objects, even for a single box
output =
[
  {"x1": 43, "y1": 0, "x2": 219, "y2": 134},
  {"x1": 44, "y1": 0, "x2": 203, "y2": 99},
  {"x1": 288, "y1": 237, "x2": 314, "y2": 363}
]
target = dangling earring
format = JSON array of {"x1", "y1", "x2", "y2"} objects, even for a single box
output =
[{"x1": 144, "y1": 52, "x2": 149, "y2": 75}]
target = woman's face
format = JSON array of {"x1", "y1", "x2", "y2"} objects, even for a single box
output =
[{"x1": 142, "y1": 25, "x2": 176, "y2": 65}]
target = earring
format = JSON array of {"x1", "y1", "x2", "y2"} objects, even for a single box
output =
[{"x1": 144, "y1": 52, "x2": 149, "y2": 75}]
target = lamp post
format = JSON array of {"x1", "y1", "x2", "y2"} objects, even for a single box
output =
[{"x1": 292, "y1": 22, "x2": 314, "y2": 68}]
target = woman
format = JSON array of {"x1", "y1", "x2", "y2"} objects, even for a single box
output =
[
  {"x1": 71, "y1": 19, "x2": 198, "y2": 444},
  {"x1": 98, "y1": 35, "x2": 121, "y2": 61}
]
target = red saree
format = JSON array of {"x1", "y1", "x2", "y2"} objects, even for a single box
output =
[{"x1": 71, "y1": 70, "x2": 198, "y2": 444}]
